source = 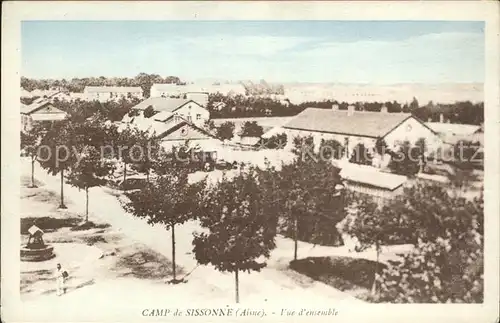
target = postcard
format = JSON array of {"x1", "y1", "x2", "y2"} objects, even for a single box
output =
[{"x1": 1, "y1": 1, "x2": 499, "y2": 322}]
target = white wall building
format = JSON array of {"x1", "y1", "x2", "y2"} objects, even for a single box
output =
[
  {"x1": 283, "y1": 106, "x2": 442, "y2": 161},
  {"x1": 150, "y1": 83, "x2": 247, "y2": 98},
  {"x1": 130, "y1": 97, "x2": 210, "y2": 128},
  {"x1": 21, "y1": 101, "x2": 67, "y2": 132},
  {"x1": 84, "y1": 86, "x2": 143, "y2": 102}
]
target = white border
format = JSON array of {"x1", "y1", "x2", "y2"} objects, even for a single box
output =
[{"x1": 2, "y1": 1, "x2": 499, "y2": 322}]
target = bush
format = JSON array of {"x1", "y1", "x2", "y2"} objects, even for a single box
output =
[{"x1": 377, "y1": 238, "x2": 483, "y2": 303}]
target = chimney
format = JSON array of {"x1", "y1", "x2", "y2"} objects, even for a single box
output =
[
  {"x1": 347, "y1": 105, "x2": 355, "y2": 116},
  {"x1": 380, "y1": 105, "x2": 388, "y2": 113},
  {"x1": 332, "y1": 104, "x2": 339, "y2": 110},
  {"x1": 439, "y1": 113, "x2": 444, "y2": 123}
]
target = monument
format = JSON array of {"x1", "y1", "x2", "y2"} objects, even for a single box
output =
[{"x1": 21, "y1": 225, "x2": 56, "y2": 262}]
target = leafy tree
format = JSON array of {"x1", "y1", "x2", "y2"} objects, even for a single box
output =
[
  {"x1": 318, "y1": 139, "x2": 344, "y2": 160},
  {"x1": 143, "y1": 105, "x2": 157, "y2": 118},
  {"x1": 124, "y1": 169, "x2": 205, "y2": 283},
  {"x1": 409, "y1": 97, "x2": 419, "y2": 111},
  {"x1": 130, "y1": 130, "x2": 161, "y2": 182},
  {"x1": 67, "y1": 146, "x2": 115, "y2": 222},
  {"x1": 453, "y1": 139, "x2": 482, "y2": 170},
  {"x1": 20, "y1": 125, "x2": 44, "y2": 188},
  {"x1": 116, "y1": 125, "x2": 142, "y2": 185},
  {"x1": 239, "y1": 121, "x2": 264, "y2": 137},
  {"x1": 376, "y1": 185, "x2": 483, "y2": 303},
  {"x1": 203, "y1": 120, "x2": 217, "y2": 134},
  {"x1": 349, "y1": 143, "x2": 373, "y2": 166},
  {"x1": 272, "y1": 157, "x2": 344, "y2": 259},
  {"x1": 340, "y1": 193, "x2": 399, "y2": 295},
  {"x1": 388, "y1": 140, "x2": 421, "y2": 177},
  {"x1": 193, "y1": 171, "x2": 278, "y2": 303},
  {"x1": 38, "y1": 121, "x2": 76, "y2": 209},
  {"x1": 216, "y1": 121, "x2": 235, "y2": 141},
  {"x1": 374, "y1": 138, "x2": 390, "y2": 157},
  {"x1": 291, "y1": 135, "x2": 316, "y2": 163}
]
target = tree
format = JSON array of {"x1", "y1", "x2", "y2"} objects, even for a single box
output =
[
  {"x1": 216, "y1": 121, "x2": 235, "y2": 141},
  {"x1": 409, "y1": 97, "x2": 419, "y2": 111},
  {"x1": 349, "y1": 143, "x2": 373, "y2": 166},
  {"x1": 193, "y1": 171, "x2": 278, "y2": 303},
  {"x1": 143, "y1": 105, "x2": 157, "y2": 118},
  {"x1": 116, "y1": 125, "x2": 141, "y2": 185},
  {"x1": 388, "y1": 140, "x2": 421, "y2": 177},
  {"x1": 38, "y1": 121, "x2": 76, "y2": 209},
  {"x1": 376, "y1": 184, "x2": 484, "y2": 303},
  {"x1": 124, "y1": 169, "x2": 204, "y2": 283},
  {"x1": 239, "y1": 121, "x2": 264, "y2": 137},
  {"x1": 318, "y1": 139, "x2": 344, "y2": 160},
  {"x1": 67, "y1": 146, "x2": 115, "y2": 222},
  {"x1": 20, "y1": 125, "x2": 44, "y2": 188},
  {"x1": 341, "y1": 192, "x2": 403, "y2": 295},
  {"x1": 272, "y1": 157, "x2": 344, "y2": 260},
  {"x1": 130, "y1": 130, "x2": 161, "y2": 182}
]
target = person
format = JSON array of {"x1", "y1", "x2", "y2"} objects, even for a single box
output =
[{"x1": 55, "y1": 263, "x2": 67, "y2": 296}]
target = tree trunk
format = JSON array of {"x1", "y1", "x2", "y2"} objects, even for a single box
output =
[
  {"x1": 146, "y1": 169, "x2": 150, "y2": 183},
  {"x1": 30, "y1": 157, "x2": 37, "y2": 188},
  {"x1": 293, "y1": 207, "x2": 298, "y2": 261},
  {"x1": 85, "y1": 187, "x2": 89, "y2": 222},
  {"x1": 123, "y1": 163, "x2": 127, "y2": 184},
  {"x1": 59, "y1": 169, "x2": 67, "y2": 209},
  {"x1": 171, "y1": 224, "x2": 176, "y2": 280},
  {"x1": 371, "y1": 243, "x2": 380, "y2": 295},
  {"x1": 235, "y1": 269, "x2": 240, "y2": 304}
]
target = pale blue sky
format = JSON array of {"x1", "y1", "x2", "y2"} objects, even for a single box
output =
[{"x1": 22, "y1": 21, "x2": 484, "y2": 83}]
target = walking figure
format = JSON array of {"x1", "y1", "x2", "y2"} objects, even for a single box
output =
[{"x1": 55, "y1": 263, "x2": 68, "y2": 296}]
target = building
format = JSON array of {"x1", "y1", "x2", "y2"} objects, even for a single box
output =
[
  {"x1": 21, "y1": 101, "x2": 67, "y2": 132},
  {"x1": 339, "y1": 163, "x2": 407, "y2": 201},
  {"x1": 185, "y1": 92, "x2": 209, "y2": 107},
  {"x1": 84, "y1": 86, "x2": 143, "y2": 102},
  {"x1": 130, "y1": 97, "x2": 210, "y2": 127},
  {"x1": 150, "y1": 83, "x2": 247, "y2": 98},
  {"x1": 425, "y1": 121, "x2": 483, "y2": 146},
  {"x1": 283, "y1": 106, "x2": 442, "y2": 160},
  {"x1": 120, "y1": 110, "x2": 221, "y2": 154}
]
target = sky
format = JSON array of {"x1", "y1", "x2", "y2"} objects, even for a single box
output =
[{"x1": 21, "y1": 20, "x2": 485, "y2": 84}]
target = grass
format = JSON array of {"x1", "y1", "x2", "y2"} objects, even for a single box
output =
[
  {"x1": 111, "y1": 243, "x2": 181, "y2": 281},
  {"x1": 289, "y1": 256, "x2": 387, "y2": 301},
  {"x1": 21, "y1": 216, "x2": 80, "y2": 235}
]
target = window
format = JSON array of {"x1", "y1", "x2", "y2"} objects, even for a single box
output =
[
  {"x1": 187, "y1": 115, "x2": 192, "y2": 122},
  {"x1": 196, "y1": 114, "x2": 201, "y2": 120}
]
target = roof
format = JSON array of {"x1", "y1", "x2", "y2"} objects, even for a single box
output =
[
  {"x1": 131, "y1": 97, "x2": 202, "y2": 113},
  {"x1": 339, "y1": 163, "x2": 408, "y2": 191},
  {"x1": 84, "y1": 86, "x2": 143, "y2": 93},
  {"x1": 28, "y1": 225, "x2": 44, "y2": 236},
  {"x1": 425, "y1": 122, "x2": 481, "y2": 136},
  {"x1": 441, "y1": 133, "x2": 484, "y2": 146},
  {"x1": 21, "y1": 100, "x2": 52, "y2": 114},
  {"x1": 239, "y1": 137, "x2": 261, "y2": 146},
  {"x1": 284, "y1": 108, "x2": 413, "y2": 138}
]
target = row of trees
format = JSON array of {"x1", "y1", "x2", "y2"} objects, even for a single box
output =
[
  {"x1": 21, "y1": 74, "x2": 183, "y2": 97},
  {"x1": 207, "y1": 94, "x2": 484, "y2": 126},
  {"x1": 20, "y1": 115, "x2": 165, "y2": 221}
]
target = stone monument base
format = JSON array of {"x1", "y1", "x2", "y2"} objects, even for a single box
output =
[{"x1": 21, "y1": 245, "x2": 55, "y2": 262}]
